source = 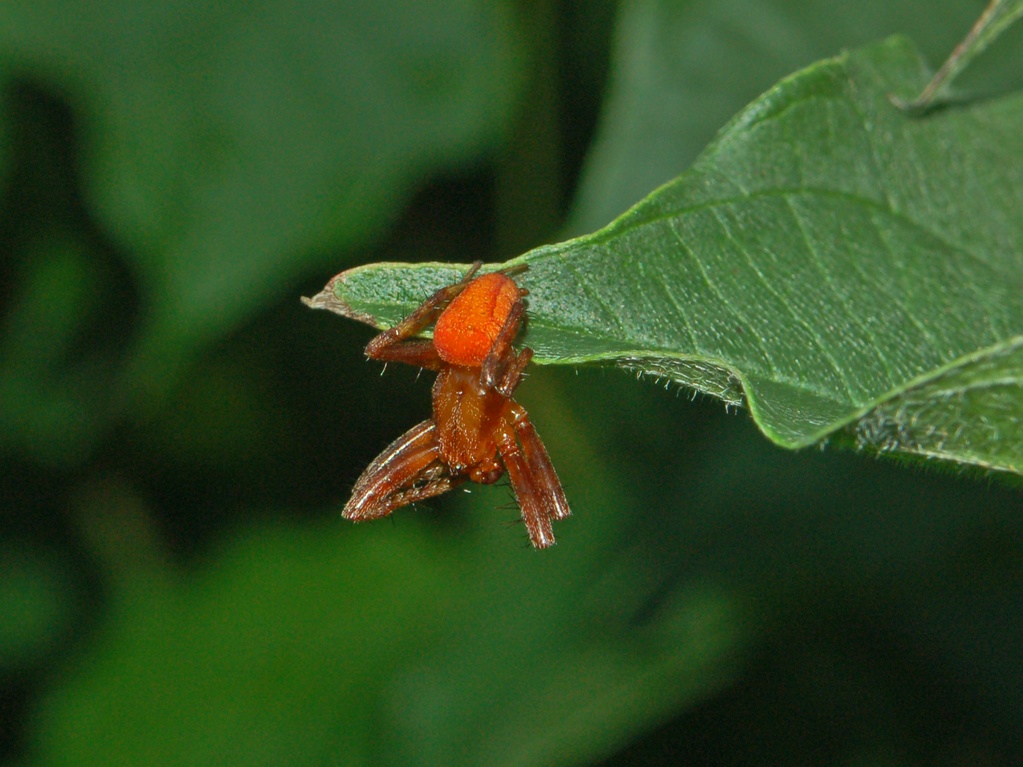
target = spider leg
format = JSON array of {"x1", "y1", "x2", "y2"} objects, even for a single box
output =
[
  {"x1": 493, "y1": 402, "x2": 569, "y2": 548},
  {"x1": 366, "y1": 339, "x2": 444, "y2": 369},
  {"x1": 344, "y1": 420, "x2": 461, "y2": 520},
  {"x1": 365, "y1": 261, "x2": 484, "y2": 368},
  {"x1": 495, "y1": 423, "x2": 556, "y2": 548},
  {"x1": 493, "y1": 347, "x2": 533, "y2": 399},
  {"x1": 386, "y1": 467, "x2": 467, "y2": 511},
  {"x1": 481, "y1": 300, "x2": 529, "y2": 393},
  {"x1": 507, "y1": 402, "x2": 571, "y2": 521}
]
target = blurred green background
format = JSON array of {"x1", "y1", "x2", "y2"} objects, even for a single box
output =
[{"x1": 2, "y1": 1, "x2": 1022, "y2": 765}]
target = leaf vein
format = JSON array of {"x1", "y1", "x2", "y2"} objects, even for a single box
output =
[
  {"x1": 666, "y1": 217, "x2": 781, "y2": 378},
  {"x1": 710, "y1": 206, "x2": 858, "y2": 402},
  {"x1": 783, "y1": 195, "x2": 898, "y2": 393}
]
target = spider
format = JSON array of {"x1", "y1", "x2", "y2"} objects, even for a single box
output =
[{"x1": 343, "y1": 261, "x2": 571, "y2": 548}]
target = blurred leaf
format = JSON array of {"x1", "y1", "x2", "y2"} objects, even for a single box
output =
[
  {"x1": 308, "y1": 37, "x2": 1023, "y2": 474},
  {"x1": 28, "y1": 518, "x2": 747, "y2": 767},
  {"x1": 0, "y1": 0, "x2": 525, "y2": 406},
  {"x1": 0, "y1": 74, "x2": 10, "y2": 199},
  {"x1": 0, "y1": 235, "x2": 125, "y2": 466},
  {"x1": 0, "y1": 544, "x2": 71, "y2": 670}
]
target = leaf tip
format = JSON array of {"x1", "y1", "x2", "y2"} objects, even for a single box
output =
[{"x1": 301, "y1": 271, "x2": 378, "y2": 327}]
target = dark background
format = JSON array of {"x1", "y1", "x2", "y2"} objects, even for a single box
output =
[{"x1": 2, "y1": 1, "x2": 1022, "y2": 765}]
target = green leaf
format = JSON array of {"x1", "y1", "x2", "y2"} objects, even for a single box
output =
[
  {"x1": 0, "y1": 543, "x2": 72, "y2": 670},
  {"x1": 306, "y1": 37, "x2": 1023, "y2": 474},
  {"x1": 28, "y1": 519, "x2": 746, "y2": 767},
  {"x1": 566, "y1": 0, "x2": 1008, "y2": 236},
  {"x1": 0, "y1": 0, "x2": 524, "y2": 406},
  {"x1": 0, "y1": 235, "x2": 123, "y2": 466}
]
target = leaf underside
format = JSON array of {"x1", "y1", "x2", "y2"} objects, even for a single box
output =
[{"x1": 307, "y1": 37, "x2": 1023, "y2": 475}]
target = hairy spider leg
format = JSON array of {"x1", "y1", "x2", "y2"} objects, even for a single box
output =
[
  {"x1": 364, "y1": 262, "x2": 485, "y2": 369},
  {"x1": 492, "y1": 346, "x2": 533, "y2": 399},
  {"x1": 343, "y1": 420, "x2": 463, "y2": 520},
  {"x1": 480, "y1": 299, "x2": 532, "y2": 394},
  {"x1": 507, "y1": 402, "x2": 572, "y2": 522},
  {"x1": 494, "y1": 418, "x2": 556, "y2": 548}
]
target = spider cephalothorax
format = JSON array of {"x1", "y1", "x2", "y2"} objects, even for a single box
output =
[{"x1": 343, "y1": 262, "x2": 570, "y2": 548}]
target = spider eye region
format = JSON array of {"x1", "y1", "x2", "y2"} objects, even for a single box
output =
[{"x1": 433, "y1": 272, "x2": 521, "y2": 367}]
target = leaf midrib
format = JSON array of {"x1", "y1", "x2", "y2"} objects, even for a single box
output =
[
  {"x1": 525, "y1": 320, "x2": 1023, "y2": 440},
  {"x1": 572, "y1": 185, "x2": 1015, "y2": 280}
]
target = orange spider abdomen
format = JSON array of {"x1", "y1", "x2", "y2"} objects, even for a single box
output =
[{"x1": 433, "y1": 272, "x2": 521, "y2": 367}]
